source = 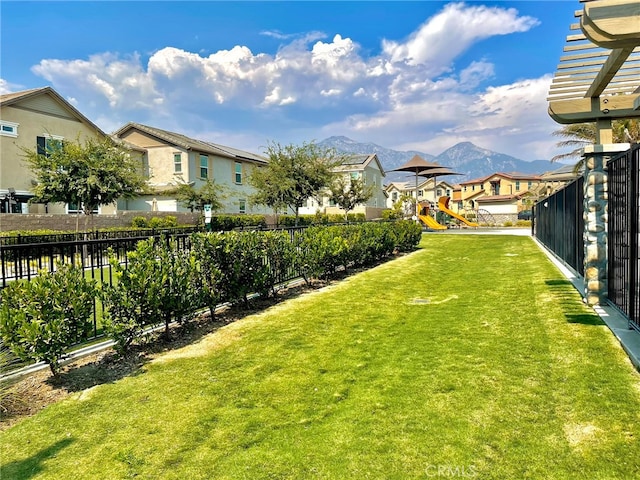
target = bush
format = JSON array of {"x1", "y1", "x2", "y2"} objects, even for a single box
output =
[
  {"x1": 209, "y1": 214, "x2": 267, "y2": 231},
  {"x1": 278, "y1": 213, "x2": 366, "y2": 226},
  {"x1": 391, "y1": 220, "x2": 423, "y2": 252},
  {"x1": 102, "y1": 239, "x2": 164, "y2": 353},
  {"x1": 0, "y1": 263, "x2": 97, "y2": 375},
  {"x1": 190, "y1": 234, "x2": 224, "y2": 319}
]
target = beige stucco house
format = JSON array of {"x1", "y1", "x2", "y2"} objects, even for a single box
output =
[
  {"x1": 0, "y1": 87, "x2": 111, "y2": 214},
  {"x1": 384, "y1": 178, "x2": 456, "y2": 211},
  {"x1": 113, "y1": 122, "x2": 269, "y2": 214},
  {"x1": 459, "y1": 172, "x2": 542, "y2": 211},
  {"x1": 299, "y1": 153, "x2": 387, "y2": 219}
]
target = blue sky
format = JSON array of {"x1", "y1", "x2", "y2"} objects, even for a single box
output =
[{"x1": 1, "y1": 1, "x2": 579, "y2": 161}]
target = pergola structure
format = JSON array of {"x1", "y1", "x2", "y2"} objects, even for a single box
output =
[
  {"x1": 547, "y1": 0, "x2": 640, "y2": 305},
  {"x1": 547, "y1": 0, "x2": 640, "y2": 142}
]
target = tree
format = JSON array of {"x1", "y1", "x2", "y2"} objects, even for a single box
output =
[
  {"x1": 329, "y1": 175, "x2": 374, "y2": 222},
  {"x1": 249, "y1": 141, "x2": 344, "y2": 225},
  {"x1": 23, "y1": 135, "x2": 146, "y2": 229},
  {"x1": 174, "y1": 179, "x2": 225, "y2": 212},
  {"x1": 552, "y1": 119, "x2": 639, "y2": 164}
]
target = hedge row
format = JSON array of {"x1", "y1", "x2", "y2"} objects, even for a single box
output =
[
  {"x1": 0, "y1": 221, "x2": 421, "y2": 375},
  {"x1": 277, "y1": 212, "x2": 367, "y2": 226}
]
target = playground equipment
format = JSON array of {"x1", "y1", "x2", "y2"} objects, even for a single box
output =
[
  {"x1": 476, "y1": 209, "x2": 497, "y2": 226},
  {"x1": 437, "y1": 197, "x2": 479, "y2": 228},
  {"x1": 417, "y1": 202, "x2": 446, "y2": 230}
]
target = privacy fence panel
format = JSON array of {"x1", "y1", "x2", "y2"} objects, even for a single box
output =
[
  {"x1": 534, "y1": 176, "x2": 585, "y2": 275},
  {"x1": 608, "y1": 144, "x2": 640, "y2": 331}
]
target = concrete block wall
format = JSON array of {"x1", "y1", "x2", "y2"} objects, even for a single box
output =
[{"x1": 0, "y1": 211, "x2": 202, "y2": 232}]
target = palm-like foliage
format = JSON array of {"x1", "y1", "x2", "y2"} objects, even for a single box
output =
[{"x1": 552, "y1": 119, "x2": 639, "y2": 163}]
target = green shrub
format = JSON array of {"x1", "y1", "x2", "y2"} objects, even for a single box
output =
[
  {"x1": 0, "y1": 264, "x2": 97, "y2": 375},
  {"x1": 102, "y1": 239, "x2": 164, "y2": 353},
  {"x1": 153, "y1": 236, "x2": 200, "y2": 334},
  {"x1": 391, "y1": 220, "x2": 423, "y2": 252},
  {"x1": 382, "y1": 209, "x2": 402, "y2": 220},
  {"x1": 190, "y1": 234, "x2": 224, "y2": 319},
  {"x1": 131, "y1": 216, "x2": 147, "y2": 228}
]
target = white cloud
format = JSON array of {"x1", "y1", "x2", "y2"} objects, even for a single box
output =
[
  {"x1": 381, "y1": 3, "x2": 538, "y2": 69},
  {"x1": 0, "y1": 79, "x2": 23, "y2": 94},
  {"x1": 25, "y1": 2, "x2": 557, "y2": 160}
]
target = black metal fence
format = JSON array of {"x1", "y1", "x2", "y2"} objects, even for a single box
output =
[
  {"x1": 608, "y1": 144, "x2": 640, "y2": 331},
  {"x1": 533, "y1": 176, "x2": 585, "y2": 276},
  {"x1": 0, "y1": 226, "x2": 308, "y2": 345},
  {"x1": 0, "y1": 226, "x2": 204, "y2": 246}
]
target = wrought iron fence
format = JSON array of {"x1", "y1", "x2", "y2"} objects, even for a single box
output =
[
  {"x1": 0, "y1": 225, "x2": 204, "y2": 246},
  {"x1": 533, "y1": 176, "x2": 585, "y2": 276},
  {"x1": 608, "y1": 144, "x2": 640, "y2": 331},
  {"x1": 0, "y1": 226, "x2": 315, "y2": 371}
]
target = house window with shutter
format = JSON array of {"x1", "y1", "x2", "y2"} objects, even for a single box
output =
[
  {"x1": 37, "y1": 134, "x2": 64, "y2": 156},
  {"x1": 235, "y1": 162, "x2": 242, "y2": 184}
]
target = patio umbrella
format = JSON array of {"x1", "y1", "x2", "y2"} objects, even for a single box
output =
[
  {"x1": 417, "y1": 167, "x2": 462, "y2": 205},
  {"x1": 390, "y1": 155, "x2": 442, "y2": 220}
]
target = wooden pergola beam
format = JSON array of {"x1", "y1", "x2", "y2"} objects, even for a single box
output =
[
  {"x1": 548, "y1": 94, "x2": 639, "y2": 124},
  {"x1": 585, "y1": 47, "x2": 635, "y2": 97},
  {"x1": 548, "y1": 0, "x2": 640, "y2": 124}
]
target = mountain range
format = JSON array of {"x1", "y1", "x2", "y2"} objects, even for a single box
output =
[{"x1": 318, "y1": 136, "x2": 556, "y2": 184}]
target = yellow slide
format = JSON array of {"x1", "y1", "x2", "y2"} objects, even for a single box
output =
[
  {"x1": 419, "y1": 214, "x2": 447, "y2": 230},
  {"x1": 438, "y1": 196, "x2": 479, "y2": 227}
]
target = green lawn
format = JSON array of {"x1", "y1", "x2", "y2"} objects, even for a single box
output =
[{"x1": 2, "y1": 234, "x2": 640, "y2": 479}]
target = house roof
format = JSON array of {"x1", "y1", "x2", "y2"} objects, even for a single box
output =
[
  {"x1": 541, "y1": 163, "x2": 583, "y2": 181},
  {"x1": 113, "y1": 122, "x2": 268, "y2": 164},
  {"x1": 476, "y1": 193, "x2": 526, "y2": 203},
  {"x1": 339, "y1": 153, "x2": 386, "y2": 176},
  {"x1": 0, "y1": 86, "x2": 106, "y2": 137},
  {"x1": 460, "y1": 171, "x2": 542, "y2": 185}
]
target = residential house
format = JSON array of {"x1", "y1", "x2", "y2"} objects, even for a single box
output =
[
  {"x1": 0, "y1": 87, "x2": 110, "y2": 214},
  {"x1": 537, "y1": 164, "x2": 582, "y2": 197},
  {"x1": 384, "y1": 178, "x2": 457, "y2": 211},
  {"x1": 460, "y1": 172, "x2": 542, "y2": 222},
  {"x1": 113, "y1": 122, "x2": 269, "y2": 214},
  {"x1": 300, "y1": 154, "x2": 387, "y2": 220}
]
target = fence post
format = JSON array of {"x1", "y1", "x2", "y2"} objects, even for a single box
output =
[{"x1": 582, "y1": 144, "x2": 629, "y2": 305}]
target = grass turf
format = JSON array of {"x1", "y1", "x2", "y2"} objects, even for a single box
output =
[{"x1": 2, "y1": 234, "x2": 640, "y2": 479}]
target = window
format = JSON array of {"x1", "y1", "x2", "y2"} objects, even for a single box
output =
[
  {"x1": 515, "y1": 180, "x2": 521, "y2": 191},
  {"x1": 174, "y1": 153, "x2": 182, "y2": 173},
  {"x1": 350, "y1": 172, "x2": 359, "y2": 181},
  {"x1": 0, "y1": 121, "x2": 18, "y2": 137},
  {"x1": 472, "y1": 185, "x2": 475, "y2": 191},
  {"x1": 418, "y1": 190, "x2": 423, "y2": 197},
  {"x1": 37, "y1": 135, "x2": 64, "y2": 156},
  {"x1": 528, "y1": 181, "x2": 533, "y2": 189},
  {"x1": 239, "y1": 199, "x2": 246, "y2": 214},
  {"x1": 199, "y1": 154, "x2": 208, "y2": 179},
  {"x1": 392, "y1": 192, "x2": 398, "y2": 201},
  {"x1": 67, "y1": 202, "x2": 98, "y2": 215},
  {"x1": 235, "y1": 162, "x2": 242, "y2": 184},
  {"x1": 436, "y1": 189, "x2": 442, "y2": 197}
]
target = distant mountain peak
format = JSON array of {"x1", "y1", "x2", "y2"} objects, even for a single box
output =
[{"x1": 318, "y1": 136, "x2": 553, "y2": 184}]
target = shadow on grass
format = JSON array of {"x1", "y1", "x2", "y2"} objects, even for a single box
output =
[
  {"x1": 3, "y1": 250, "x2": 412, "y2": 426},
  {"x1": 0, "y1": 437, "x2": 74, "y2": 479},
  {"x1": 46, "y1": 280, "x2": 327, "y2": 394},
  {"x1": 545, "y1": 279, "x2": 605, "y2": 326}
]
